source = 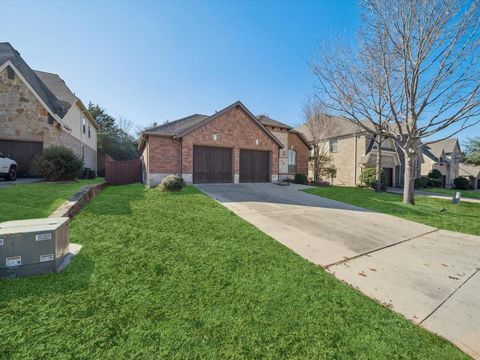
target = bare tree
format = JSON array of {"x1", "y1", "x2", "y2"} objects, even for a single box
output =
[
  {"x1": 117, "y1": 117, "x2": 134, "y2": 136},
  {"x1": 313, "y1": 0, "x2": 480, "y2": 204},
  {"x1": 302, "y1": 99, "x2": 339, "y2": 183},
  {"x1": 312, "y1": 31, "x2": 394, "y2": 191}
]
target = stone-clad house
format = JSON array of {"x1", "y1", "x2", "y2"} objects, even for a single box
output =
[
  {"x1": 421, "y1": 139, "x2": 461, "y2": 188},
  {"x1": 296, "y1": 117, "x2": 420, "y2": 188},
  {"x1": 0, "y1": 42, "x2": 97, "y2": 175},
  {"x1": 138, "y1": 101, "x2": 311, "y2": 187}
]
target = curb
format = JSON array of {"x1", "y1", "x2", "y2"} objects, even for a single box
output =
[{"x1": 49, "y1": 182, "x2": 107, "y2": 218}]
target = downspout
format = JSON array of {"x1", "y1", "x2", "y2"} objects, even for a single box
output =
[
  {"x1": 144, "y1": 137, "x2": 149, "y2": 186},
  {"x1": 173, "y1": 137, "x2": 182, "y2": 178}
]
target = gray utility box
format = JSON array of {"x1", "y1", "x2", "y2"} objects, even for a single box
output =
[{"x1": 0, "y1": 217, "x2": 69, "y2": 278}]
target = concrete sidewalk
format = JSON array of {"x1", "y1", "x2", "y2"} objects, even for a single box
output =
[
  {"x1": 197, "y1": 183, "x2": 480, "y2": 359},
  {"x1": 387, "y1": 187, "x2": 480, "y2": 204}
]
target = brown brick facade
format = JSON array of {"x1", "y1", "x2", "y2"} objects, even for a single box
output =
[
  {"x1": 143, "y1": 105, "x2": 281, "y2": 186},
  {"x1": 147, "y1": 136, "x2": 181, "y2": 174},
  {"x1": 181, "y1": 106, "x2": 279, "y2": 181},
  {"x1": 288, "y1": 132, "x2": 310, "y2": 176}
]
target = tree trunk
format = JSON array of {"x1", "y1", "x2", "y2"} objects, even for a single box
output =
[
  {"x1": 313, "y1": 146, "x2": 319, "y2": 183},
  {"x1": 375, "y1": 139, "x2": 382, "y2": 192},
  {"x1": 403, "y1": 152, "x2": 415, "y2": 205}
]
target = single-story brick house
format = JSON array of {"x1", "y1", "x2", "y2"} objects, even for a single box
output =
[{"x1": 138, "y1": 101, "x2": 311, "y2": 187}]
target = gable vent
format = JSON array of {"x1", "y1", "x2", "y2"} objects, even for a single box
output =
[{"x1": 6, "y1": 66, "x2": 14, "y2": 80}]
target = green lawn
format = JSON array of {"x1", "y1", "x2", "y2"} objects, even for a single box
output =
[
  {"x1": 0, "y1": 178, "x2": 104, "y2": 222},
  {"x1": 304, "y1": 186, "x2": 480, "y2": 236},
  {"x1": 0, "y1": 185, "x2": 468, "y2": 359},
  {"x1": 420, "y1": 187, "x2": 480, "y2": 199}
]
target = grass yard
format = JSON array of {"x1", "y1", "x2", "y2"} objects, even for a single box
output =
[
  {"x1": 0, "y1": 184, "x2": 468, "y2": 359},
  {"x1": 420, "y1": 187, "x2": 480, "y2": 199},
  {"x1": 0, "y1": 178, "x2": 104, "y2": 222},
  {"x1": 304, "y1": 186, "x2": 480, "y2": 236}
]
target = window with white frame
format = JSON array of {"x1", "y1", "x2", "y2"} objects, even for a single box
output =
[
  {"x1": 288, "y1": 149, "x2": 297, "y2": 173},
  {"x1": 82, "y1": 117, "x2": 86, "y2": 134},
  {"x1": 330, "y1": 139, "x2": 338, "y2": 153},
  {"x1": 88, "y1": 123, "x2": 91, "y2": 138}
]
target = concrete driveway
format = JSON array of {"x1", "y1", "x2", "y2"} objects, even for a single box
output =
[
  {"x1": 0, "y1": 178, "x2": 42, "y2": 188},
  {"x1": 196, "y1": 183, "x2": 480, "y2": 359}
]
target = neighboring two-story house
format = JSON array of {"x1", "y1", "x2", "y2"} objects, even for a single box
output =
[
  {"x1": 0, "y1": 42, "x2": 97, "y2": 176},
  {"x1": 459, "y1": 163, "x2": 480, "y2": 190},
  {"x1": 296, "y1": 117, "x2": 420, "y2": 188},
  {"x1": 421, "y1": 139, "x2": 461, "y2": 188}
]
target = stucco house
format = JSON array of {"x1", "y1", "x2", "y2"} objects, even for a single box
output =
[
  {"x1": 0, "y1": 42, "x2": 98, "y2": 176},
  {"x1": 421, "y1": 138, "x2": 461, "y2": 188},
  {"x1": 459, "y1": 163, "x2": 480, "y2": 190},
  {"x1": 296, "y1": 118, "x2": 416, "y2": 188},
  {"x1": 138, "y1": 101, "x2": 311, "y2": 187}
]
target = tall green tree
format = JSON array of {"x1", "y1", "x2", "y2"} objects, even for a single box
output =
[
  {"x1": 463, "y1": 137, "x2": 480, "y2": 165},
  {"x1": 88, "y1": 103, "x2": 139, "y2": 175},
  {"x1": 88, "y1": 103, "x2": 118, "y2": 133}
]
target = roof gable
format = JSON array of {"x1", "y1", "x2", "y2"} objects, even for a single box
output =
[
  {"x1": 423, "y1": 138, "x2": 460, "y2": 158},
  {"x1": 0, "y1": 42, "x2": 66, "y2": 119},
  {"x1": 289, "y1": 130, "x2": 313, "y2": 149},
  {"x1": 0, "y1": 42, "x2": 95, "y2": 129},
  {"x1": 143, "y1": 101, "x2": 284, "y2": 148}
]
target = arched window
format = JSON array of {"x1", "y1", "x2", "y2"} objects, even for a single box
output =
[{"x1": 288, "y1": 149, "x2": 297, "y2": 174}]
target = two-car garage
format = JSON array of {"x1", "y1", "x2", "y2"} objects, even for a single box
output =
[
  {"x1": 140, "y1": 101, "x2": 284, "y2": 187},
  {"x1": 192, "y1": 145, "x2": 270, "y2": 184}
]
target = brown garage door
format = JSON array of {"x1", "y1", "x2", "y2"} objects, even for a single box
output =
[
  {"x1": 240, "y1": 149, "x2": 270, "y2": 183},
  {"x1": 193, "y1": 145, "x2": 233, "y2": 184},
  {"x1": 0, "y1": 140, "x2": 43, "y2": 176}
]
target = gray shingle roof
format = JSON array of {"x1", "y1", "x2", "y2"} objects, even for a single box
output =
[
  {"x1": 0, "y1": 42, "x2": 70, "y2": 118},
  {"x1": 423, "y1": 138, "x2": 459, "y2": 158},
  {"x1": 143, "y1": 114, "x2": 209, "y2": 136},
  {"x1": 257, "y1": 115, "x2": 292, "y2": 130},
  {"x1": 34, "y1": 70, "x2": 78, "y2": 115},
  {"x1": 459, "y1": 163, "x2": 480, "y2": 177},
  {"x1": 295, "y1": 116, "x2": 371, "y2": 142},
  {"x1": 140, "y1": 101, "x2": 285, "y2": 151}
]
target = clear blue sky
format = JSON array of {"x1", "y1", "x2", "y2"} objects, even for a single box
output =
[{"x1": 1, "y1": 0, "x2": 478, "y2": 143}]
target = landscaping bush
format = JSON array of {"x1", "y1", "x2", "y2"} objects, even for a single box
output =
[
  {"x1": 87, "y1": 169, "x2": 96, "y2": 179},
  {"x1": 294, "y1": 173, "x2": 308, "y2": 184},
  {"x1": 428, "y1": 169, "x2": 443, "y2": 180},
  {"x1": 414, "y1": 176, "x2": 430, "y2": 189},
  {"x1": 157, "y1": 174, "x2": 185, "y2": 192},
  {"x1": 453, "y1": 176, "x2": 471, "y2": 190},
  {"x1": 427, "y1": 169, "x2": 443, "y2": 187},
  {"x1": 359, "y1": 167, "x2": 387, "y2": 191},
  {"x1": 31, "y1": 145, "x2": 83, "y2": 181},
  {"x1": 81, "y1": 167, "x2": 90, "y2": 179}
]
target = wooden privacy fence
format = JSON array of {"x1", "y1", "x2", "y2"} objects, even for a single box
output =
[{"x1": 105, "y1": 155, "x2": 142, "y2": 185}]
